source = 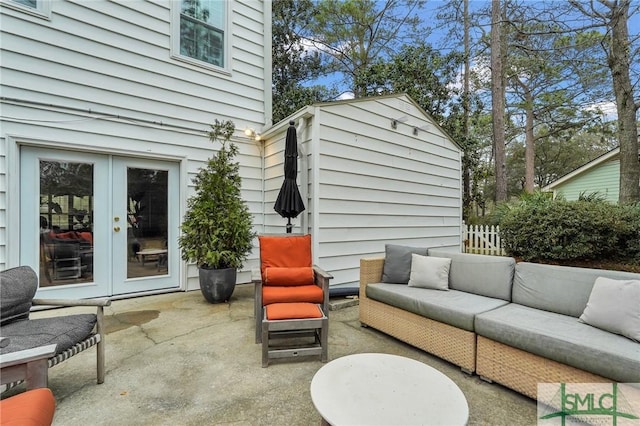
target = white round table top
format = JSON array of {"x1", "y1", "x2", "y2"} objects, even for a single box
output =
[{"x1": 310, "y1": 353, "x2": 469, "y2": 426}]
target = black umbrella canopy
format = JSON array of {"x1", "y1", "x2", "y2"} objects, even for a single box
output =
[{"x1": 274, "y1": 121, "x2": 305, "y2": 233}]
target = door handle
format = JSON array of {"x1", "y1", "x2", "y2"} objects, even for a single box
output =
[{"x1": 114, "y1": 226, "x2": 121, "y2": 232}]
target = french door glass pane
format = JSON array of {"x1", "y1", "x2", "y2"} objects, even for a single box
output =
[
  {"x1": 127, "y1": 168, "x2": 169, "y2": 279},
  {"x1": 39, "y1": 160, "x2": 94, "y2": 287}
]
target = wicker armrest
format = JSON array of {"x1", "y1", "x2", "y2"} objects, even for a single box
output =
[
  {"x1": 359, "y1": 257, "x2": 385, "y2": 300},
  {"x1": 32, "y1": 298, "x2": 111, "y2": 307}
]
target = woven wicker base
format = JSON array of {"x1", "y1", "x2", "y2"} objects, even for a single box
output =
[
  {"x1": 360, "y1": 297, "x2": 476, "y2": 372},
  {"x1": 476, "y1": 336, "x2": 610, "y2": 400},
  {"x1": 359, "y1": 257, "x2": 475, "y2": 372}
]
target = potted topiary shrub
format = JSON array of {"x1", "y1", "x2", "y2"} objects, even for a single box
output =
[{"x1": 179, "y1": 119, "x2": 256, "y2": 303}]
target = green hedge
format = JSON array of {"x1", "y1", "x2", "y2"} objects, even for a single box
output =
[{"x1": 499, "y1": 194, "x2": 640, "y2": 263}]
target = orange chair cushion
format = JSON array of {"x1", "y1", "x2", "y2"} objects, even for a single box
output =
[
  {"x1": 262, "y1": 285, "x2": 324, "y2": 306},
  {"x1": 259, "y1": 235, "x2": 312, "y2": 279},
  {"x1": 77, "y1": 232, "x2": 93, "y2": 244},
  {"x1": 264, "y1": 267, "x2": 314, "y2": 286},
  {"x1": 265, "y1": 302, "x2": 323, "y2": 320},
  {"x1": 0, "y1": 388, "x2": 55, "y2": 426},
  {"x1": 54, "y1": 231, "x2": 78, "y2": 240}
]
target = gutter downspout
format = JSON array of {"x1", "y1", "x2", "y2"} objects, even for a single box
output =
[
  {"x1": 311, "y1": 106, "x2": 321, "y2": 264},
  {"x1": 262, "y1": 0, "x2": 273, "y2": 127},
  {"x1": 261, "y1": 0, "x2": 273, "y2": 234},
  {"x1": 296, "y1": 118, "x2": 309, "y2": 234}
]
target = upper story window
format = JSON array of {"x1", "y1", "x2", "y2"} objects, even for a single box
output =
[
  {"x1": 178, "y1": 0, "x2": 226, "y2": 68},
  {"x1": 13, "y1": 0, "x2": 36, "y2": 7},
  {"x1": 2, "y1": 0, "x2": 51, "y2": 18}
]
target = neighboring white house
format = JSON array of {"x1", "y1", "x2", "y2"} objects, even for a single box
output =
[
  {"x1": 0, "y1": 0, "x2": 271, "y2": 298},
  {"x1": 1, "y1": 1, "x2": 463, "y2": 299},
  {"x1": 261, "y1": 94, "x2": 463, "y2": 290}
]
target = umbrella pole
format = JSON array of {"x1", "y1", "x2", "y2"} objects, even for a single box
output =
[{"x1": 286, "y1": 217, "x2": 292, "y2": 233}]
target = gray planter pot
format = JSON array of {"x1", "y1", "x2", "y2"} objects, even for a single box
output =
[{"x1": 198, "y1": 267, "x2": 237, "y2": 303}]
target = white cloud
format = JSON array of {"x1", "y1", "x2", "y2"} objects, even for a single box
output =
[
  {"x1": 336, "y1": 91, "x2": 355, "y2": 100},
  {"x1": 586, "y1": 101, "x2": 618, "y2": 120},
  {"x1": 447, "y1": 55, "x2": 491, "y2": 92}
]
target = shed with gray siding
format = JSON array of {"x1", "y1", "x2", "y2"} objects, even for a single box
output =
[{"x1": 261, "y1": 94, "x2": 463, "y2": 290}]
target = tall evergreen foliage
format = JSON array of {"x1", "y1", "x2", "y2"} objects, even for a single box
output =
[
  {"x1": 272, "y1": 0, "x2": 329, "y2": 122},
  {"x1": 179, "y1": 120, "x2": 256, "y2": 269}
]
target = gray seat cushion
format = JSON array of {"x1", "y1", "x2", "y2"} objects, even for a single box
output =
[
  {"x1": 475, "y1": 303, "x2": 640, "y2": 383},
  {"x1": 0, "y1": 266, "x2": 38, "y2": 325},
  {"x1": 366, "y1": 283, "x2": 509, "y2": 331},
  {"x1": 0, "y1": 314, "x2": 97, "y2": 355},
  {"x1": 513, "y1": 262, "x2": 640, "y2": 317},
  {"x1": 427, "y1": 250, "x2": 515, "y2": 301}
]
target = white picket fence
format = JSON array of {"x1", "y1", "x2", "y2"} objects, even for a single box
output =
[{"x1": 463, "y1": 224, "x2": 506, "y2": 256}]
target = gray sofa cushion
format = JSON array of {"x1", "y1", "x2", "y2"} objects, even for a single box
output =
[
  {"x1": 0, "y1": 314, "x2": 97, "y2": 355},
  {"x1": 512, "y1": 262, "x2": 640, "y2": 317},
  {"x1": 382, "y1": 244, "x2": 428, "y2": 284},
  {"x1": 475, "y1": 303, "x2": 640, "y2": 383},
  {"x1": 366, "y1": 282, "x2": 509, "y2": 331},
  {"x1": 0, "y1": 266, "x2": 38, "y2": 325},
  {"x1": 427, "y1": 249, "x2": 515, "y2": 301}
]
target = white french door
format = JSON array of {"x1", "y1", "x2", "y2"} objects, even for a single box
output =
[
  {"x1": 20, "y1": 147, "x2": 180, "y2": 299},
  {"x1": 111, "y1": 157, "x2": 180, "y2": 295}
]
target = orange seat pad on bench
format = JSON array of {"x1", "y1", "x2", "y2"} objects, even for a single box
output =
[
  {"x1": 1, "y1": 388, "x2": 56, "y2": 426},
  {"x1": 266, "y1": 303, "x2": 323, "y2": 320}
]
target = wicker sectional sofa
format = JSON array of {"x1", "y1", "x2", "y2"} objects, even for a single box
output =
[{"x1": 359, "y1": 248, "x2": 640, "y2": 399}]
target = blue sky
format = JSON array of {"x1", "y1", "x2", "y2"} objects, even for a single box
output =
[{"x1": 321, "y1": 0, "x2": 639, "y2": 119}]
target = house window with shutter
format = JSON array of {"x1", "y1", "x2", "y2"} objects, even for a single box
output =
[{"x1": 178, "y1": 0, "x2": 226, "y2": 68}]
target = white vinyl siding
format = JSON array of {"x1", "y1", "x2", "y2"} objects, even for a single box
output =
[
  {"x1": 2, "y1": 0, "x2": 51, "y2": 19},
  {"x1": 1, "y1": 1, "x2": 267, "y2": 125},
  {"x1": 0, "y1": 140, "x2": 7, "y2": 268},
  {"x1": 0, "y1": 0, "x2": 270, "y2": 283},
  {"x1": 313, "y1": 96, "x2": 462, "y2": 287},
  {"x1": 260, "y1": 94, "x2": 463, "y2": 289}
]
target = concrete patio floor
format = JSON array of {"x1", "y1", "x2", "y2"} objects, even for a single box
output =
[{"x1": 14, "y1": 283, "x2": 537, "y2": 425}]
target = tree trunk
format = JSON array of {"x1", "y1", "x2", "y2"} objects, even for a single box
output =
[
  {"x1": 609, "y1": 1, "x2": 640, "y2": 203},
  {"x1": 491, "y1": 0, "x2": 508, "y2": 202},
  {"x1": 524, "y1": 89, "x2": 535, "y2": 193},
  {"x1": 462, "y1": 0, "x2": 472, "y2": 218}
]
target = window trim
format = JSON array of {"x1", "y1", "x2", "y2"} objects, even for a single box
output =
[
  {"x1": 1, "y1": 0, "x2": 51, "y2": 20},
  {"x1": 170, "y1": 0, "x2": 232, "y2": 74}
]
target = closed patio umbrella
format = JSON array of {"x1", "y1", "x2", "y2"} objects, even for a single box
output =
[{"x1": 274, "y1": 121, "x2": 305, "y2": 233}]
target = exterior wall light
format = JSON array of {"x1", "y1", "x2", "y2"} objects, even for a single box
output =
[
  {"x1": 391, "y1": 116, "x2": 408, "y2": 129},
  {"x1": 244, "y1": 128, "x2": 261, "y2": 141}
]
